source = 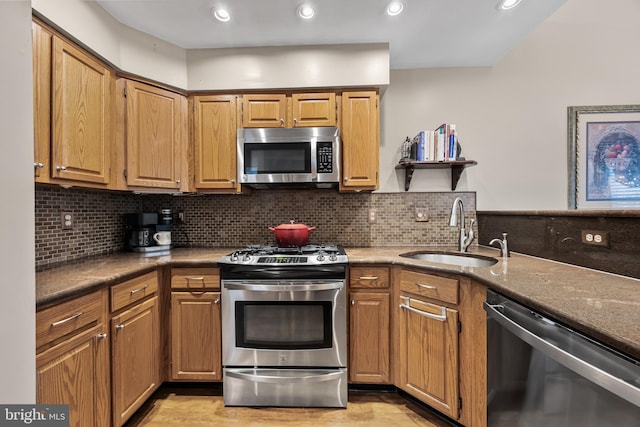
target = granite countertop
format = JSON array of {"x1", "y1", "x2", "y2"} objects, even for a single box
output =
[{"x1": 36, "y1": 246, "x2": 640, "y2": 360}]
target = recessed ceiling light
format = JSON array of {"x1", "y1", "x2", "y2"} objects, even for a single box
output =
[
  {"x1": 497, "y1": 0, "x2": 523, "y2": 11},
  {"x1": 386, "y1": 0, "x2": 404, "y2": 16},
  {"x1": 211, "y1": 8, "x2": 231, "y2": 22},
  {"x1": 297, "y1": 4, "x2": 315, "y2": 20}
]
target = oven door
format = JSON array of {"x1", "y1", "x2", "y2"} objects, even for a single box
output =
[{"x1": 221, "y1": 280, "x2": 346, "y2": 368}]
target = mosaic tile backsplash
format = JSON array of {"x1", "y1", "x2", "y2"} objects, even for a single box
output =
[{"x1": 35, "y1": 185, "x2": 476, "y2": 270}]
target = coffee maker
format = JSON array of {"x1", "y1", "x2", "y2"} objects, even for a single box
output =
[{"x1": 125, "y1": 211, "x2": 172, "y2": 253}]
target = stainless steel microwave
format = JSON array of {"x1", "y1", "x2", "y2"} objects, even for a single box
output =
[{"x1": 237, "y1": 127, "x2": 340, "y2": 188}]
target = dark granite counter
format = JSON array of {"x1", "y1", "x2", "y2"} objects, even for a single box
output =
[{"x1": 36, "y1": 246, "x2": 640, "y2": 360}]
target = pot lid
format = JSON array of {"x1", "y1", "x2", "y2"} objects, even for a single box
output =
[{"x1": 271, "y1": 220, "x2": 315, "y2": 230}]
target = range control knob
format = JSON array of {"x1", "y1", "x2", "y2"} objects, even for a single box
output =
[
  {"x1": 230, "y1": 252, "x2": 239, "y2": 262},
  {"x1": 242, "y1": 253, "x2": 252, "y2": 263},
  {"x1": 316, "y1": 251, "x2": 326, "y2": 262},
  {"x1": 329, "y1": 253, "x2": 338, "y2": 262}
]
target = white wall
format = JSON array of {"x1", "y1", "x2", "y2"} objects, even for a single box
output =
[
  {"x1": 379, "y1": 0, "x2": 640, "y2": 210},
  {"x1": 0, "y1": 0, "x2": 36, "y2": 403}
]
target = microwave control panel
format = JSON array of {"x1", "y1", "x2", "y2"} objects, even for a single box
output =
[{"x1": 317, "y1": 142, "x2": 334, "y2": 174}]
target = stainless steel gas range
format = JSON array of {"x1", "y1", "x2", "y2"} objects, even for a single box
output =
[{"x1": 218, "y1": 244, "x2": 348, "y2": 408}]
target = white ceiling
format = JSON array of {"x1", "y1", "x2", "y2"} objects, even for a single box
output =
[{"x1": 96, "y1": 0, "x2": 567, "y2": 69}]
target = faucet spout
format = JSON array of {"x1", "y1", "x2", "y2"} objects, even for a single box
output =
[{"x1": 449, "y1": 197, "x2": 475, "y2": 252}]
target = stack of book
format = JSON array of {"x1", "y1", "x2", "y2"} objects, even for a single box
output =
[{"x1": 411, "y1": 124, "x2": 458, "y2": 162}]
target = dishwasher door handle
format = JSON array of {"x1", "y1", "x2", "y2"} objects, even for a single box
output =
[{"x1": 484, "y1": 301, "x2": 640, "y2": 407}]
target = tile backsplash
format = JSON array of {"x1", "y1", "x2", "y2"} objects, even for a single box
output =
[{"x1": 35, "y1": 185, "x2": 475, "y2": 270}]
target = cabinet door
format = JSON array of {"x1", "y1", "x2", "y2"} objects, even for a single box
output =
[
  {"x1": 399, "y1": 297, "x2": 459, "y2": 419},
  {"x1": 125, "y1": 80, "x2": 186, "y2": 189},
  {"x1": 171, "y1": 292, "x2": 222, "y2": 381},
  {"x1": 193, "y1": 95, "x2": 239, "y2": 191},
  {"x1": 241, "y1": 94, "x2": 287, "y2": 127},
  {"x1": 349, "y1": 292, "x2": 390, "y2": 383},
  {"x1": 32, "y1": 21, "x2": 52, "y2": 182},
  {"x1": 111, "y1": 296, "x2": 160, "y2": 427},
  {"x1": 36, "y1": 325, "x2": 110, "y2": 427},
  {"x1": 340, "y1": 91, "x2": 379, "y2": 190},
  {"x1": 291, "y1": 93, "x2": 336, "y2": 127},
  {"x1": 51, "y1": 36, "x2": 112, "y2": 184}
]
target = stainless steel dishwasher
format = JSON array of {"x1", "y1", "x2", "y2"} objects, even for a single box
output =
[{"x1": 485, "y1": 289, "x2": 640, "y2": 427}]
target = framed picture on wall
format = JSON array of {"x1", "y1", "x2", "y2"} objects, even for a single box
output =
[{"x1": 568, "y1": 105, "x2": 640, "y2": 209}]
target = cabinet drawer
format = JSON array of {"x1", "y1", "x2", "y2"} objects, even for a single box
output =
[
  {"x1": 171, "y1": 268, "x2": 220, "y2": 289},
  {"x1": 111, "y1": 271, "x2": 158, "y2": 312},
  {"x1": 36, "y1": 290, "x2": 104, "y2": 350},
  {"x1": 350, "y1": 267, "x2": 390, "y2": 289},
  {"x1": 400, "y1": 270, "x2": 458, "y2": 304}
]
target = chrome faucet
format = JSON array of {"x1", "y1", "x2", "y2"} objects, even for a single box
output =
[
  {"x1": 490, "y1": 233, "x2": 510, "y2": 258},
  {"x1": 449, "y1": 197, "x2": 475, "y2": 252}
]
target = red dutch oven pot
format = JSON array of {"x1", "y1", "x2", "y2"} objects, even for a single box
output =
[{"x1": 269, "y1": 220, "x2": 316, "y2": 247}]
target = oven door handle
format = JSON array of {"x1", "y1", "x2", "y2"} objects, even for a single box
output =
[
  {"x1": 225, "y1": 369, "x2": 344, "y2": 384},
  {"x1": 223, "y1": 281, "x2": 344, "y2": 292},
  {"x1": 484, "y1": 301, "x2": 640, "y2": 407}
]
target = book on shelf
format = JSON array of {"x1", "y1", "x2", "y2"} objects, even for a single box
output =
[{"x1": 434, "y1": 123, "x2": 458, "y2": 161}]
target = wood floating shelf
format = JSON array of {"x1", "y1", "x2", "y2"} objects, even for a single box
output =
[{"x1": 395, "y1": 160, "x2": 478, "y2": 191}]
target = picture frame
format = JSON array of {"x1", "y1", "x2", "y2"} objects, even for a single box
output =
[{"x1": 567, "y1": 105, "x2": 640, "y2": 209}]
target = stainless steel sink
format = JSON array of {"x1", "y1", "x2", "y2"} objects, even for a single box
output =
[{"x1": 399, "y1": 251, "x2": 498, "y2": 268}]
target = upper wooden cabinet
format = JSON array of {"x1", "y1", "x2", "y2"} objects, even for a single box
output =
[
  {"x1": 52, "y1": 35, "x2": 113, "y2": 184},
  {"x1": 32, "y1": 21, "x2": 52, "y2": 182},
  {"x1": 120, "y1": 79, "x2": 187, "y2": 190},
  {"x1": 192, "y1": 95, "x2": 240, "y2": 192},
  {"x1": 32, "y1": 19, "x2": 114, "y2": 187},
  {"x1": 340, "y1": 91, "x2": 379, "y2": 191},
  {"x1": 291, "y1": 93, "x2": 337, "y2": 127},
  {"x1": 240, "y1": 92, "x2": 337, "y2": 128}
]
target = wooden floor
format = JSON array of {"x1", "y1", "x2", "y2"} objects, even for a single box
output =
[{"x1": 124, "y1": 386, "x2": 455, "y2": 427}]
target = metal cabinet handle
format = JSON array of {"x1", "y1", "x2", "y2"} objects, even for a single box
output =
[
  {"x1": 280, "y1": 118, "x2": 285, "y2": 126},
  {"x1": 343, "y1": 178, "x2": 348, "y2": 183},
  {"x1": 56, "y1": 165, "x2": 67, "y2": 171},
  {"x1": 359, "y1": 276, "x2": 379, "y2": 280},
  {"x1": 214, "y1": 298, "x2": 220, "y2": 304},
  {"x1": 399, "y1": 297, "x2": 446, "y2": 321},
  {"x1": 98, "y1": 333, "x2": 108, "y2": 339},
  {"x1": 416, "y1": 282, "x2": 436, "y2": 290},
  {"x1": 186, "y1": 277, "x2": 204, "y2": 286},
  {"x1": 34, "y1": 162, "x2": 44, "y2": 169},
  {"x1": 230, "y1": 179, "x2": 236, "y2": 185},
  {"x1": 51, "y1": 311, "x2": 83, "y2": 327},
  {"x1": 176, "y1": 179, "x2": 181, "y2": 184},
  {"x1": 129, "y1": 284, "x2": 148, "y2": 295},
  {"x1": 293, "y1": 118, "x2": 298, "y2": 126},
  {"x1": 351, "y1": 300, "x2": 355, "y2": 305},
  {"x1": 115, "y1": 324, "x2": 125, "y2": 330}
]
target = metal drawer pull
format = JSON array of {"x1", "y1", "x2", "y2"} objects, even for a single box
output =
[
  {"x1": 399, "y1": 297, "x2": 446, "y2": 321},
  {"x1": 34, "y1": 162, "x2": 44, "y2": 169},
  {"x1": 416, "y1": 282, "x2": 436, "y2": 290},
  {"x1": 55, "y1": 165, "x2": 67, "y2": 171},
  {"x1": 186, "y1": 277, "x2": 205, "y2": 283},
  {"x1": 359, "y1": 276, "x2": 379, "y2": 280},
  {"x1": 51, "y1": 311, "x2": 84, "y2": 327},
  {"x1": 115, "y1": 324, "x2": 125, "y2": 330},
  {"x1": 214, "y1": 298, "x2": 220, "y2": 304},
  {"x1": 129, "y1": 284, "x2": 148, "y2": 295},
  {"x1": 98, "y1": 333, "x2": 108, "y2": 339}
]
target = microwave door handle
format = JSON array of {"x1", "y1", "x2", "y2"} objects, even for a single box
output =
[{"x1": 310, "y1": 137, "x2": 318, "y2": 181}]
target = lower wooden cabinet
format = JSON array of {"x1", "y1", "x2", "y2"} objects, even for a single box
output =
[
  {"x1": 349, "y1": 292, "x2": 390, "y2": 383},
  {"x1": 36, "y1": 289, "x2": 110, "y2": 427},
  {"x1": 111, "y1": 295, "x2": 160, "y2": 426},
  {"x1": 170, "y1": 291, "x2": 222, "y2": 380},
  {"x1": 349, "y1": 265, "x2": 391, "y2": 384},
  {"x1": 398, "y1": 295, "x2": 460, "y2": 420}
]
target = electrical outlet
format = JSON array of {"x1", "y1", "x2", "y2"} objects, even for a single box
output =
[
  {"x1": 61, "y1": 211, "x2": 73, "y2": 230},
  {"x1": 581, "y1": 230, "x2": 609, "y2": 247},
  {"x1": 368, "y1": 208, "x2": 377, "y2": 224},
  {"x1": 415, "y1": 207, "x2": 429, "y2": 222}
]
